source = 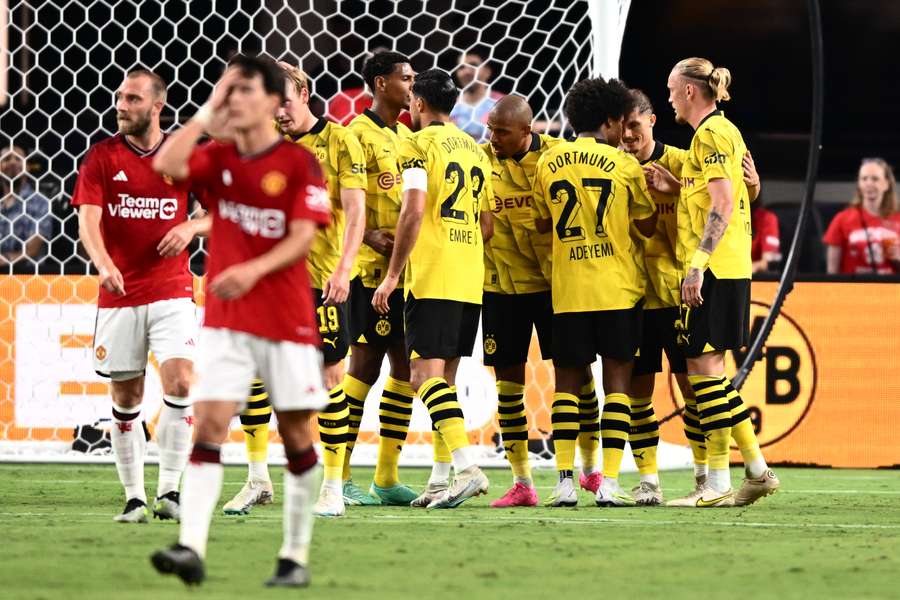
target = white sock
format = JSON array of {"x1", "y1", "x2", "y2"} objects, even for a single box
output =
[
  {"x1": 694, "y1": 463, "x2": 709, "y2": 480},
  {"x1": 156, "y1": 397, "x2": 193, "y2": 497},
  {"x1": 450, "y1": 446, "x2": 474, "y2": 473},
  {"x1": 321, "y1": 478, "x2": 342, "y2": 493},
  {"x1": 179, "y1": 457, "x2": 224, "y2": 558},
  {"x1": 640, "y1": 473, "x2": 660, "y2": 487},
  {"x1": 248, "y1": 460, "x2": 271, "y2": 483},
  {"x1": 746, "y1": 457, "x2": 768, "y2": 479},
  {"x1": 600, "y1": 476, "x2": 618, "y2": 492},
  {"x1": 429, "y1": 461, "x2": 452, "y2": 485},
  {"x1": 514, "y1": 476, "x2": 533, "y2": 487},
  {"x1": 111, "y1": 403, "x2": 146, "y2": 503},
  {"x1": 280, "y1": 466, "x2": 320, "y2": 566},
  {"x1": 708, "y1": 468, "x2": 731, "y2": 493}
]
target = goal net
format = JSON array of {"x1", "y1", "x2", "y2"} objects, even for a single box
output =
[{"x1": 0, "y1": 0, "x2": 690, "y2": 469}]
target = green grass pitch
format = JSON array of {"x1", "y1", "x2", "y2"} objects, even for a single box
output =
[{"x1": 1, "y1": 465, "x2": 898, "y2": 600}]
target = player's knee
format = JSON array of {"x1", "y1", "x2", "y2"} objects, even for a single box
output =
[
  {"x1": 277, "y1": 414, "x2": 314, "y2": 453},
  {"x1": 194, "y1": 417, "x2": 229, "y2": 445},
  {"x1": 110, "y1": 378, "x2": 143, "y2": 408},
  {"x1": 348, "y1": 346, "x2": 382, "y2": 384}
]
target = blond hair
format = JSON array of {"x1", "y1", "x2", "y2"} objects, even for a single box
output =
[
  {"x1": 852, "y1": 158, "x2": 898, "y2": 217},
  {"x1": 674, "y1": 57, "x2": 732, "y2": 102},
  {"x1": 280, "y1": 62, "x2": 310, "y2": 96}
]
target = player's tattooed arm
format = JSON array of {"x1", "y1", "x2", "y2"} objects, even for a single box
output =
[{"x1": 698, "y1": 178, "x2": 734, "y2": 255}]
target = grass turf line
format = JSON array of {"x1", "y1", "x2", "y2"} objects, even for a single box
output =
[{"x1": 1, "y1": 465, "x2": 898, "y2": 600}]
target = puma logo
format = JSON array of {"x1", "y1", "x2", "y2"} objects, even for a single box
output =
[
  {"x1": 633, "y1": 451, "x2": 645, "y2": 461},
  {"x1": 245, "y1": 429, "x2": 256, "y2": 438},
  {"x1": 322, "y1": 337, "x2": 338, "y2": 348},
  {"x1": 504, "y1": 443, "x2": 517, "y2": 454},
  {"x1": 324, "y1": 446, "x2": 339, "y2": 454}
]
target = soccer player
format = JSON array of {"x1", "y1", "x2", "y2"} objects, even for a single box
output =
[
  {"x1": 73, "y1": 68, "x2": 199, "y2": 523},
  {"x1": 479, "y1": 96, "x2": 601, "y2": 507},
  {"x1": 664, "y1": 57, "x2": 779, "y2": 507},
  {"x1": 372, "y1": 68, "x2": 492, "y2": 508},
  {"x1": 223, "y1": 62, "x2": 366, "y2": 518},
  {"x1": 342, "y1": 51, "x2": 420, "y2": 506},
  {"x1": 532, "y1": 77, "x2": 657, "y2": 507},
  {"x1": 150, "y1": 55, "x2": 330, "y2": 587}
]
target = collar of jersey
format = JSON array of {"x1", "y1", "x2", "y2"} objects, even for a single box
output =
[
  {"x1": 427, "y1": 120, "x2": 445, "y2": 127},
  {"x1": 640, "y1": 140, "x2": 665, "y2": 165},
  {"x1": 510, "y1": 132, "x2": 541, "y2": 163},
  {"x1": 121, "y1": 133, "x2": 166, "y2": 158},
  {"x1": 363, "y1": 108, "x2": 399, "y2": 133},
  {"x1": 293, "y1": 117, "x2": 328, "y2": 139},
  {"x1": 239, "y1": 138, "x2": 284, "y2": 160},
  {"x1": 573, "y1": 136, "x2": 608, "y2": 146},
  {"x1": 696, "y1": 109, "x2": 723, "y2": 130}
]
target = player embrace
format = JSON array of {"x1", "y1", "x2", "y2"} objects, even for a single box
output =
[{"x1": 149, "y1": 55, "x2": 331, "y2": 587}]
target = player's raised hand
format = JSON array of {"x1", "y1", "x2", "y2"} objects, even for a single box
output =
[
  {"x1": 98, "y1": 263, "x2": 126, "y2": 296},
  {"x1": 157, "y1": 221, "x2": 196, "y2": 257},
  {"x1": 323, "y1": 267, "x2": 351, "y2": 306},
  {"x1": 742, "y1": 151, "x2": 760, "y2": 188},
  {"x1": 364, "y1": 229, "x2": 395, "y2": 256},
  {"x1": 643, "y1": 162, "x2": 681, "y2": 195},
  {"x1": 209, "y1": 262, "x2": 262, "y2": 300},
  {"x1": 372, "y1": 272, "x2": 400, "y2": 315}
]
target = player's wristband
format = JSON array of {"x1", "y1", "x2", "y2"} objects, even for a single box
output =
[
  {"x1": 690, "y1": 250, "x2": 710, "y2": 271},
  {"x1": 194, "y1": 103, "x2": 214, "y2": 128}
]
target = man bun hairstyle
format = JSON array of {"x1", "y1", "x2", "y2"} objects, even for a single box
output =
[{"x1": 674, "y1": 57, "x2": 732, "y2": 102}]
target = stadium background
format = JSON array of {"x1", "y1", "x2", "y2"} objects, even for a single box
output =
[{"x1": 0, "y1": 0, "x2": 898, "y2": 469}]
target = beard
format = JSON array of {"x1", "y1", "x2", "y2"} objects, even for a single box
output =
[
  {"x1": 117, "y1": 110, "x2": 152, "y2": 137},
  {"x1": 674, "y1": 112, "x2": 686, "y2": 125}
]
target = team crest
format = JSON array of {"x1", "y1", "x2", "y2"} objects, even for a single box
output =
[
  {"x1": 261, "y1": 171, "x2": 287, "y2": 196},
  {"x1": 375, "y1": 318, "x2": 391, "y2": 337},
  {"x1": 484, "y1": 336, "x2": 497, "y2": 355},
  {"x1": 95, "y1": 345, "x2": 107, "y2": 361}
]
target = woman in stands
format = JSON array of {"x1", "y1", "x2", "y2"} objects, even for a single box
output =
[{"x1": 824, "y1": 158, "x2": 900, "y2": 275}]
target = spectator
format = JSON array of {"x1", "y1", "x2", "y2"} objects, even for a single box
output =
[
  {"x1": 824, "y1": 157, "x2": 900, "y2": 275},
  {"x1": 450, "y1": 51, "x2": 505, "y2": 142},
  {"x1": 751, "y1": 197, "x2": 781, "y2": 273},
  {"x1": 1, "y1": 145, "x2": 54, "y2": 274}
]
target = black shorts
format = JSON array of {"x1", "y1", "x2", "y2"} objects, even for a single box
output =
[
  {"x1": 405, "y1": 293, "x2": 480, "y2": 360},
  {"x1": 633, "y1": 306, "x2": 688, "y2": 376},
  {"x1": 552, "y1": 301, "x2": 644, "y2": 368},
  {"x1": 482, "y1": 291, "x2": 552, "y2": 367},
  {"x1": 676, "y1": 271, "x2": 750, "y2": 358},
  {"x1": 312, "y1": 288, "x2": 351, "y2": 364},
  {"x1": 348, "y1": 277, "x2": 405, "y2": 348}
]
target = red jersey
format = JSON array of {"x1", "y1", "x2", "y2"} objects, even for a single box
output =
[
  {"x1": 327, "y1": 86, "x2": 412, "y2": 127},
  {"x1": 751, "y1": 206, "x2": 781, "y2": 262},
  {"x1": 71, "y1": 134, "x2": 194, "y2": 308},
  {"x1": 823, "y1": 207, "x2": 900, "y2": 274},
  {"x1": 187, "y1": 140, "x2": 330, "y2": 344}
]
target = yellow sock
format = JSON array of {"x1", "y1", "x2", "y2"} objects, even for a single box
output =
[
  {"x1": 374, "y1": 377, "x2": 415, "y2": 488},
  {"x1": 688, "y1": 375, "x2": 731, "y2": 470},
  {"x1": 551, "y1": 392, "x2": 579, "y2": 472},
  {"x1": 432, "y1": 423, "x2": 452, "y2": 464},
  {"x1": 682, "y1": 393, "x2": 708, "y2": 467},
  {"x1": 576, "y1": 380, "x2": 600, "y2": 472},
  {"x1": 241, "y1": 379, "x2": 271, "y2": 464},
  {"x1": 723, "y1": 377, "x2": 767, "y2": 476},
  {"x1": 419, "y1": 378, "x2": 468, "y2": 452},
  {"x1": 496, "y1": 380, "x2": 531, "y2": 481},
  {"x1": 341, "y1": 375, "x2": 372, "y2": 481},
  {"x1": 317, "y1": 384, "x2": 349, "y2": 483},
  {"x1": 600, "y1": 393, "x2": 631, "y2": 479},
  {"x1": 628, "y1": 396, "x2": 659, "y2": 475}
]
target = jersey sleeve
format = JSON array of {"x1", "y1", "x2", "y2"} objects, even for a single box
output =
[
  {"x1": 337, "y1": 129, "x2": 367, "y2": 190},
  {"x1": 291, "y1": 152, "x2": 331, "y2": 227},
  {"x1": 823, "y1": 210, "x2": 849, "y2": 246},
  {"x1": 530, "y1": 156, "x2": 551, "y2": 221},
  {"x1": 661, "y1": 145, "x2": 689, "y2": 178},
  {"x1": 695, "y1": 127, "x2": 734, "y2": 183},
  {"x1": 71, "y1": 146, "x2": 105, "y2": 207},
  {"x1": 186, "y1": 141, "x2": 217, "y2": 189},
  {"x1": 397, "y1": 136, "x2": 427, "y2": 173},
  {"x1": 627, "y1": 158, "x2": 656, "y2": 221}
]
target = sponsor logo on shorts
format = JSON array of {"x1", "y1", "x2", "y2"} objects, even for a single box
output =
[
  {"x1": 95, "y1": 345, "x2": 107, "y2": 361},
  {"x1": 261, "y1": 171, "x2": 287, "y2": 196},
  {"x1": 483, "y1": 335, "x2": 497, "y2": 355},
  {"x1": 375, "y1": 317, "x2": 391, "y2": 337},
  {"x1": 108, "y1": 194, "x2": 177, "y2": 220}
]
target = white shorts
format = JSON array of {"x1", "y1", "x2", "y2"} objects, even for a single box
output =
[
  {"x1": 93, "y1": 297, "x2": 198, "y2": 380},
  {"x1": 190, "y1": 327, "x2": 329, "y2": 413}
]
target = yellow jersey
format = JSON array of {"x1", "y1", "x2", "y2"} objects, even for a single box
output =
[
  {"x1": 532, "y1": 137, "x2": 655, "y2": 314},
  {"x1": 397, "y1": 121, "x2": 493, "y2": 304},
  {"x1": 348, "y1": 109, "x2": 412, "y2": 287},
  {"x1": 481, "y1": 133, "x2": 562, "y2": 294},
  {"x1": 288, "y1": 118, "x2": 366, "y2": 289},
  {"x1": 637, "y1": 141, "x2": 688, "y2": 309},
  {"x1": 677, "y1": 110, "x2": 752, "y2": 280}
]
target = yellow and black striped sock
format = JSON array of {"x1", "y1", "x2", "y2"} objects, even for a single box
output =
[
  {"x1": 317, "y1": 384, "x2": 349, "y2": 484},
  {"x1": 577, "y1": 380, "x2": 600, "y2": 473},
  {"x1": 373, "y1": 377, "x2": 415, "y2": 488},
  {"x1": 600, "y1": 393, "x2": 631, "y2": 479},
  {"x1": 628, "y1": 396, "x2": 659, "y2": 476},
  {"x1": 723, "y1": 376, "x2": 767, "y2": 476},
  {"x1": 341, "y1": 375, "x2": 372, "y2": 481},
  {"x1": 419, "y1": 378, "x2": 469, "y2": 452},
  {"x1": 496, "y1": 380, "x2": 531, "y2": 482},
  {"x1": 688, "y1": 375, "x2": 732, "y2": 472},
  {"x1": 240, "y1": 379, "x2": 272, "y2": 466},
  {"x1": 682, "y1": 393, "x2": 708, "y2": 468},
  {"x1": 551, "y1": 392, "x2": 580, "y2": 473}
]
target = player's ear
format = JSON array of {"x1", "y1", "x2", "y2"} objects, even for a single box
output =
[
  {"x1": 300, "y1": 86, "x2": 310, "y2": 105},
  {"x1": 649, "y1": 113, "x2": 656, "y2": 127}
]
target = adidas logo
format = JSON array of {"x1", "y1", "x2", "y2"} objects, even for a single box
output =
[{"x1": 113, "y1": 170, "x2": 128, "y2": 182}]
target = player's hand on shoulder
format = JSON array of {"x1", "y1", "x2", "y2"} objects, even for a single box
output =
[
  {"x1": 98, "y1": 263, "x2": 126, "y2": 296},
  {"x1": 644, "y1": 162, "x2": 680, "y2": 195},
  {"x1": 364, "y1": 229, "x2": 395, "y2": 256},
  {"x1": 323, "y1": 267, "x2": 351, "y2": 306},
  {"x1": 372, "y1": 272, "x2": 399, "y2": 315},
  {"x1": 209, "y1": 262, "x2": 262, "y2": 300},
  {"x1": 157, "y1": 221, "x2": 196, "y2": 257}
]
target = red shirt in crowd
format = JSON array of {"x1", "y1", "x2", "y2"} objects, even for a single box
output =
[
  {"x1": 71, "y1": 134, "x2": 194, "y2": 308},
  {"x1": 326, "y1": 86, "x2": 412, "y2": 127},
  {"x1": 823, "y1": 206, "x2": 900, "y2": 274},
  {"x1": 186, "y1": 140, "x2": 330, "y2": 345},
  {"x1": 751, "y1": 206, "x2": 781, "y2": 263}
]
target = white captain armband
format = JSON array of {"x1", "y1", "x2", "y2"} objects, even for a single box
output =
[{"x1": 401, "y1": 167, "x2": 428, "y2": 192}]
